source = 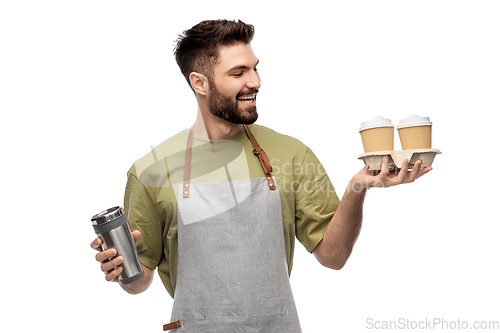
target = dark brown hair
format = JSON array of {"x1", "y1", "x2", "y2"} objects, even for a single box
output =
[{"x1": 174, "y1": 19, "x2": 255, "y2": 89}]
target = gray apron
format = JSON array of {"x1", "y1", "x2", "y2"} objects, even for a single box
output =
[{"x1": 164, "y1": 126, "x2": 302, "y2": 332}]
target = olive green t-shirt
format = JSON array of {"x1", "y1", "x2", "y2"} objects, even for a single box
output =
[{"x1": 124, "y1": 124, "x2": 340, "y2": 298}]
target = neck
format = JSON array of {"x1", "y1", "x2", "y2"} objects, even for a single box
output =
[{"x1": 193, "y1": 104, "x2": 244, "y2": 140}]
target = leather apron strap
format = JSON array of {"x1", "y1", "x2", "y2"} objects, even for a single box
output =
[
  {"x1": 163, "y1": 320, "x2": 182, "y2": 331},
  {"x1": 182, "y1": 125, "x2": 275, "y2": 198},
  {"x1": 182, "y1": 128, "x2": 194, "y2": 198},
  {"x1": 243, "y1": 124, "x2": 276, "y2": 190}
]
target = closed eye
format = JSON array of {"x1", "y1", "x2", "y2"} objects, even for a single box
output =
[
  {"x1": 232, "y1": 67, "x2": 258, "y2": 77},
  {"x1": 227, "y1": 59, "x2": 260, "y2": 77}
]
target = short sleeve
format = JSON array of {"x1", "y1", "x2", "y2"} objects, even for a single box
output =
[
  {"x1": 294, "y1": 149, "x2": 340, "y2": 253},
  {"x1": 124, "y1": 166, "x2": 163, "y2": 270}
]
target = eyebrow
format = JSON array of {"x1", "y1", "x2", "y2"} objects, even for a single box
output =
[{"x1": 226, "y1": 59, "x2": 260, "y2": 74}]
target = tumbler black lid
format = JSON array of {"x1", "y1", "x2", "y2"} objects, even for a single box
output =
[{"x1": 91, "y1": 206, "x2": 124, "y2": 225}]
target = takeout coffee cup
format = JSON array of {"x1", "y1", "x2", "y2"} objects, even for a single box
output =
[
  {"x1": 397, "y1": 115, "x2": 432, "y2": 150},
  {"x1": 359, "y1": 116, "x2": 394, "y2": 153}
]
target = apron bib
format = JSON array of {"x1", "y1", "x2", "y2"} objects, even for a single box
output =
[{"x1": 164, "y1": 126, "x2": 302, "y2": 332}]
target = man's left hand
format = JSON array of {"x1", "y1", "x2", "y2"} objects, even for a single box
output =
[{"x1": 352, "y1": 155, "x2": 432, "y2": 191}]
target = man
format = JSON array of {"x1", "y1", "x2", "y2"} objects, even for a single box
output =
[{"x1": 91, "y1": 19, "x2": 431, "y2": 332}]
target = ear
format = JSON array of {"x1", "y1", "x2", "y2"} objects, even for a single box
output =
[{"x1": 189, "y1": 72, "x2": 208, "y2": 96}]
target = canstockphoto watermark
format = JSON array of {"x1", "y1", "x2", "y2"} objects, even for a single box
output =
[
  {"x1": 366, "y1": 317, "x2": 499, "y2": 330},
  {"x1": 269, "y1": 159, "x2": 327, "y2": 178},
  {"x1": 269, "y1": 159, "x2": 338, "y2": 197}
]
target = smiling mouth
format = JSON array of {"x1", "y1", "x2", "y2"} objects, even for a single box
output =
[{"x1": 237, "y1": 94, "x2": 257, "y2": 104}]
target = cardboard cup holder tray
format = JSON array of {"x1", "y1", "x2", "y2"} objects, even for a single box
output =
[{"x1": 358, "y1": 149, "x2": 441, "y2": 171}]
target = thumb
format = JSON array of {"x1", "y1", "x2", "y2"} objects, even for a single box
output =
[{"x1": 132, "y1": 230, "x2": 141, "y2": 243}]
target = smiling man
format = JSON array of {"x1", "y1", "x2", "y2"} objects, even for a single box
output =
[{"x1": 91, "y1": 19, "x2": 431, "y2": 332}]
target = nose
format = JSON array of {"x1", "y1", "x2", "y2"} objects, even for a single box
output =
[{"x1": 246, "y1": 69, "x2": 261, "y2": 90}]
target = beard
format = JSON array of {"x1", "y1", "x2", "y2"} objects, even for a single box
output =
[{"x1": 207, "y1": 78, "x2": 258, "y2": 125}]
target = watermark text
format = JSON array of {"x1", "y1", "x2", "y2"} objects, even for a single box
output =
[{"x1": 366, "y1": 317, "x2": 499, "y2": 330}]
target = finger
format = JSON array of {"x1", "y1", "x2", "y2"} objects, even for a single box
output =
[
  {"x1": 416, "y1": 166, "x2": 432, "y2": 179},
  {"x1": 373, "y1": 156, "x2": 390, "y2": 187},
  {"x1": 394, "y1": 159, "x2": 409, "y2": 185},
  {"x1": 90, "y1": 237, "x2": 103, "y2": 251},
  {"x1": 380, "y1": 155, "x2": 390, "y2": 177},
  {"x1": 406, "y1": 160, "x2": 422, "y2": 183},
  {"x1": 105, "y1": 266, "x2": 122, "y2": 282},
  {"x1": 95, "y1": 248, "x2": 117, "y2": 263},
  {"x1": 101, "y1": 256, "x2": 124, "y2": 273}
]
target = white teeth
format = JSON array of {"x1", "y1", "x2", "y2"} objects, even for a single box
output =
[{"x1": 239, "y1": 94, "x2": 256, "y2": 101}]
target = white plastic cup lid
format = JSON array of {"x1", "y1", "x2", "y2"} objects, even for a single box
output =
[
  {"x1": 359, "y1": 116, "x2": 394, "y2": 132},
  {"x1": 397, "y1": 114, "x2": 432, "y2": 129}
]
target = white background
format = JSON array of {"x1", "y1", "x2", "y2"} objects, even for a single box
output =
[{"x1": 1, "y1": 1, "x2": 499, "y2": 332}]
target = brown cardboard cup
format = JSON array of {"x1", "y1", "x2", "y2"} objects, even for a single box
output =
[
  {"x1": 360, "y1": 127, "x2": 394, "y2": 152},
  {"x1": 397, "y1": 115, "x2": 432, "y2": 150},
  {"x1": 359, "y1": 116, "x2": 394, "y2": 153}
]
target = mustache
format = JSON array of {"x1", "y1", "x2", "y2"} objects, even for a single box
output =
[{"x1": 237, "y1": 89, "x2": 259, "y2": 97}]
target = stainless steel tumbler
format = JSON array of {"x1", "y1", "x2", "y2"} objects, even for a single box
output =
[{"x1": 91, "y1": 206, "x2": 144, "y2": 285}]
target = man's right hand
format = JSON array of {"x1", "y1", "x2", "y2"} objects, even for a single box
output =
[{"x1": 90, "y1": 230, "x2": 141, "y2": 283}]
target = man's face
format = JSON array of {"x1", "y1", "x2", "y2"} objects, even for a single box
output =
[{"x1": 207, "y1": 43, "x2": 261, "y2": 125}]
